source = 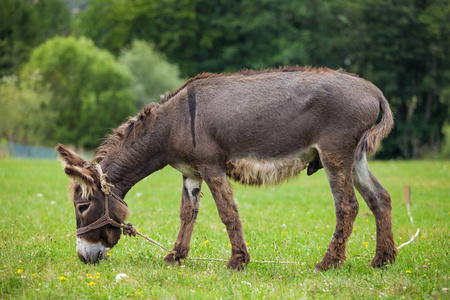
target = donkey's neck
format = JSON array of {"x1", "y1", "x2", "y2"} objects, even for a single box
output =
[{"x1": 99, "y1": 115, "x2": 171, "y2": 198}]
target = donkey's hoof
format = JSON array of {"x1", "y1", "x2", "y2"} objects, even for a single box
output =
[
  {"x1": 164, "y1": 252, "x2": 181, "y2": 266},
  {"x1": 370, "y1": 250, "x2": 397, "y2": 269},
  {"x1": 226, "y1": 252, "x2": 250, "y2": 271},
  {"x1": 315, "y1": 258, "x2": 344, "y2": 272},
  {"x1": 314, "y1": 261, "x2": 330, "y2": 272},
  {"x1": 226, "y1": 259, "x2": 246, "y2": 271}
]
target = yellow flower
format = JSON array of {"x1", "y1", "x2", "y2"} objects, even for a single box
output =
[
  {"x1": 86, "y1": 273, "x2": 91, "y2": 277},
  {"x1": 203, "y1": 240, "x2": 208, "y2": 244},
  {"x1": 318, "y1": 246, "x2": 323, "y2": 250},
  {"x1": 363, "y1": 242, "x2": 368, "y2": 248},
  {"x1": 228, "y1": 244, "x2": 231, "y2": 248},
  {"x1": 16, "y1": 269, "x2": 23, "y2": 274},
  {"x1": 43, "y1": 217, "x2": 47, "y2": 220},
  {"x1": 96, "y1": 272, "x2": 100, "y2": 276},
  {"x1": 365, "y1": 219, "x2": 368, "y2": 223},
  {"x1": 406, "y1": 270, "x2": 412, "y2": 274},
  {"x1": 60, "y1": 276, "x2": 66, "y2": 281},
  {"x1": 32, "y1": 273, "x2": 36, "y2": 277},
  {"x1": 107, "y1": 252, "x2": 111, "y2": 256},
  {"x1": 353, "y1": 228, "x2": 356, "y2": 231},
  {"x1": 137, "y1": 229, "x2": 141, "y2": 232},
  {"x1": 281, "y1": 231, "x2": 287, "y2": 235},
  {"x1": 421, "y1": 236, "x2": 425, "y2": 239},
  {"x1": 88, "y1": 282, "x2": 96, "y2": 286}
]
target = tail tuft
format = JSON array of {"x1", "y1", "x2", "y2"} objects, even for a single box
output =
[{"x1": 355, "y1": 95, "x2": 394, "y2": 160}]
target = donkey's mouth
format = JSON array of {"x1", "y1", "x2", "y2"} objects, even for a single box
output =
[{"x1": 76, "y1": 238, "x2": 110, "y2": 264}]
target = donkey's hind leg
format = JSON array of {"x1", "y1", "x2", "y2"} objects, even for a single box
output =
[
  {"x1": 164, "y1": 175, "x2": 203, "y2": 264},
  {"x1": 200, "y1": 166, "x2": 250, "y2": 270},
  {"x1": 353, "y1": 154, "x2": 397, "y2": 268},
  {"x1": 315, "y1": 150, "x2": 359, "y2": 271}
]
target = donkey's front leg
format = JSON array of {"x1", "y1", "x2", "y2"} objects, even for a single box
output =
[
  {"x1": 202, "y1": 170, "x2": 250, "y2": 270},
  {"x1": 164, "y1": 176, "x2": 202, "y2": 264}
]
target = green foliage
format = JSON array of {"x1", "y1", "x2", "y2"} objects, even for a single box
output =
[
  {"x1": 0, "y1": 72, "x2": 55, "y2": 145},
  {"x1": 438, "y1": 123, "x2": 450, "y2": 159},
  {"x1": 21, "y1": 36, "x2": 135, "y2": 149},
  {"x1": 75, "y1": 0, "x2": 450, "y2": 159},
  {"x1": 75, "y1": 0, "x2": 350, "y2": 76},
  {"x1": 0, "y1": 0, "x2": 70, "y2": 77},
  {"x1": 119, "y1": 40, "x2": 184, "y2": 107},
  {"x1": 1, "y1": 0, "x2": 448, "y2": 157},
  {"x1": 347, "y1": 0, "x2": 450, "y2": 158},
  {"x1": 0, "y1": 159, "x2": 449, "y2": 298}
]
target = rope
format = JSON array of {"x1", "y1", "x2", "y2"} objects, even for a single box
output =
[
  {"x1": 120, "y1": 221, "x2": 299, "y2": 265},
  {"x1": 96, "y1": 164, "x2": 114, "y2": 195},
  {"x1": 91, "y1": 165, "x2": 417, "y2": 265}
]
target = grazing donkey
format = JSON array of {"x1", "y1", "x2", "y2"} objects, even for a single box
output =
[{"x1": 57, "y1": 66, "x2": 397, "y2": 271}]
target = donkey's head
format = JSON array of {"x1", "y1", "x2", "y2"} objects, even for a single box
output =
[{"x1": 56, "y1": 144, "x2": 129, "y2": 264}]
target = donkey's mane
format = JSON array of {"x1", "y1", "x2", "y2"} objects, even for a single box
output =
[{"x1": 161, "y1": 66, "x2": 357, "y2": 104}]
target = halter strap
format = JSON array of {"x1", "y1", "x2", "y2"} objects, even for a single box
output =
[{"x1": 76, "y1": 165, "x2": 132, "y2": 236}]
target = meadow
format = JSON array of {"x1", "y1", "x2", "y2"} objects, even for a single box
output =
[{"x1": 0, "y1": 159, "x2": 448, "y2": 299}]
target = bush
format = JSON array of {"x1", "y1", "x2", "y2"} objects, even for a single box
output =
[
  {"x1": 21, "y1": 36, "x2": 135, "y2": 149},
  {"x1": 119, "y1": 40, "x2": 184, "y2": 107},
  {"x1": 0, "y1": 72, "x2": 55, "y2": 145}
]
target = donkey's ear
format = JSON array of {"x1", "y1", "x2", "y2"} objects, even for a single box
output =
[
  {"x1": 56, "y1": 144, "x2": 85, "y2": 167},
  {"x1": 64, "y1": 165, "x2": 95, "y2": 185},
  {"x1": 64, "y1": 165, "x2": 95, "y2": 199}
]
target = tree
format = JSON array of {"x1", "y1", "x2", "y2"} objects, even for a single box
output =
[
  {"x1": 75, "y1": 0, "x2": 450, "y2": 157},
  {"x1": 0, "y1": 72, "x2": 55, "y2": 145},
  {"x1": 0, "y1": 0, "x2": 70, "y2": 77},
  {"x1": 347, "y1": 0, "x2": 450, "y2": 158},
  {"x1": 119, "y1": 40, "x2": 184, "y2": 107},
  {"x1": 22, "y1": 36, "x2": 135, "y2": 149}
]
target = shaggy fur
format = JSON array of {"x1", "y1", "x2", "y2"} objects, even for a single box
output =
[{"x1": 57, "y1": 66, "x2": 397, "y2": 270}]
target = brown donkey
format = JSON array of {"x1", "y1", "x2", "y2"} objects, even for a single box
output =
[{"x1": 57, "y1": 66, "x2": 397, "y2": 271}]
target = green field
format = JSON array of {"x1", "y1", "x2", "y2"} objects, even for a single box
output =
[{"x1": 0, "y1": 159, "x2": 449, "y2": 299}]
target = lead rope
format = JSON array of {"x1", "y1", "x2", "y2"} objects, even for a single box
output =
[
  {"x1": 94, "y1": 164, "x2": 299, "y2": 265},
  {"x1": 120, "y1": 221, "x2": 298, "y2": 265},
  {"x1": 96, "y1": 166, "x2": 415, "y2": 266}
]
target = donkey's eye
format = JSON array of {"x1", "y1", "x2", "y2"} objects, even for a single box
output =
[{"x1": 78, "y1": 203, "x2": 90, "y2": 214}]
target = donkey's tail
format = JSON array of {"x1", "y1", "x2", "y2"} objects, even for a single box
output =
[{"x1": 355, "y1": 94, "x2": 394, "y2": 160}]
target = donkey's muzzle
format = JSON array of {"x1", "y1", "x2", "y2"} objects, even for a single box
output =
[{"x1": 76, "y1": 238, "x2": 109, "y2": 264}]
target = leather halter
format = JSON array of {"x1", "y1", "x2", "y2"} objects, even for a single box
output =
[{"x1": 76, "y1": 165, "x2": 129, "y2": 236}]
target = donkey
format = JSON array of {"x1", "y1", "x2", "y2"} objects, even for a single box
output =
[{"x1": 57, "y1": 66, "x2": 397, "y2": 271}]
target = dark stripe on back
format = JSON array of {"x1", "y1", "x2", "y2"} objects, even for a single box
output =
[{"x1": 188, "y1": 87, "x2": 196, "y2": 147}]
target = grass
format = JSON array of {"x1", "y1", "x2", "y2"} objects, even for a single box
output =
[{"x1": 0, "y1": 158, "x2": 449, "y2": 299}]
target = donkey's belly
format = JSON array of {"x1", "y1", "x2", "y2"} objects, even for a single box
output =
[
  {"x1": 226, "y1": 147, "x2": 318, "y2": 186},
  {"x1": 171, "y1": 147, "x2": 318, "y2": 186}
]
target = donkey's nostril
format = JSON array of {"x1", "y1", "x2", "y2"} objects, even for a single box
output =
[{"x1": 78, "y1": 252, "x2": 88, "y2": 264}]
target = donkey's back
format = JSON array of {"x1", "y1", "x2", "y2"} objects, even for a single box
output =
[{"x1": 169, "y1": 68, "x2": 391, "y2": 186}]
